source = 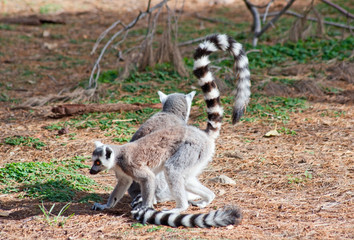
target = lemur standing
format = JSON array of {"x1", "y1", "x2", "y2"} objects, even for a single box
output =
[
  {"x1": 89, "y1": 34, "x2": 250, "y2": 227},
  {"x1": 127, "y1": 91, "x2": 200, "y2": 203}
]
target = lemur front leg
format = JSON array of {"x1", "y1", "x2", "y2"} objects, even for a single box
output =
[
  {"x1": 92, "y1": 176, "x2": 132, "y2": 211},
  {"x1": 132, "y1": 167, "x2": 156, "y2": 210}
]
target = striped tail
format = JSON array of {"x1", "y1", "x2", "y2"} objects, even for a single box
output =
[
  {"x1": 131, "y1": 205, "x2": 242, "y2": 228},
  {"x1": 193, "y1": 34, "x2": 251, "y2": 138}
]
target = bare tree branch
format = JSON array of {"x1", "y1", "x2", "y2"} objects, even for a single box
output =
[
  {"x1": 88, "y1": 0, "x2": 169, "y2": 90},
  {"x1": 320, "y1": 0, "x2": 354, "y2": 19},
  {"x1": 255, "y1": 0, "x2": 296, "y2": 38},
  {"x1": 246, "y1": 0, "x2": 275, "y2": 9},
  {"x1": 262, "y1": 10, "x2": 354, "y2": 30},
  {"x1": 262, "y1": 0, "x2": 274, "y2": 23},
  {"x1": 194, "y1": 13, "x2": 235, "y2": 25},
  {"x1": 91, "y1": 20, "x2": 125, "y2": 55},
  {"x1": 244, "y1": 0, "x2": 261, "y2": 46}
]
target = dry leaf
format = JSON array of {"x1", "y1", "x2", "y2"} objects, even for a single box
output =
[
  {"x1": 209, "y1": 175, "x2": 236, "y2": 185},
  {"x1": 264, "y1": 129, "x2": 280, "y2": 137},
  {"x1": 0, "y1": 210, "x2": 10, "y2": 217}
]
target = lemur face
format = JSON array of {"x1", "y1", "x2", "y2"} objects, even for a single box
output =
[{"x1": 90, "y1": 141, "x2": 114, "y2": 175}]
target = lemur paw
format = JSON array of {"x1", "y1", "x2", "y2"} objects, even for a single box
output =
[{"x1": 91, "y1": 203, "x2": 107, "y2": 211}]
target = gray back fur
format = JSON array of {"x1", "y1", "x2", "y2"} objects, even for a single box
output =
[{"x1": 128, "y1": 91, "x2": 195, "y2": 199}]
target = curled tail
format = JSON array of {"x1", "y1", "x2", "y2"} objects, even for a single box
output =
[
  {"x1": 131, "y1": 205, "x2": 242, "y2": 228},
  {"x1": 193, "y1": 34, "x2": 251, "y2": 138}
]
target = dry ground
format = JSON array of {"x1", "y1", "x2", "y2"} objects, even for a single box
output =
[{"x1": 0, "y1": 1, "x2": 353, "y2": 239}]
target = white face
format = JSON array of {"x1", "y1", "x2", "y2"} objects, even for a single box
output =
[{"x1": 90, "y1": 142, "x2": 114, "y2": 174}]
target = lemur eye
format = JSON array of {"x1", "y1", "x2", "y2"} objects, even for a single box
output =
[{"x1": 95, "y1": 160, "x2": 101, "y2": 166}]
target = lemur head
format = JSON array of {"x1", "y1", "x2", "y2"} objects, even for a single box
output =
[
  {"x1": 158, "y1": 91, "x2": 196, "y2": 122},
  {"x1": 90, "y1": 141, "x2": 115, "y2": 175}
]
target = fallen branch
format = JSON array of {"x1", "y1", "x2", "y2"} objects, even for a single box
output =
[
  {"x1": 320, "y1": 0, "x2": 354, "y2": 19},
  {"x1": 12, "y1": 88, "x2": 96, "y2": 110},
  {"x1": 0, "y1": 15, "x2": 65, "y2": 25},
  {"x1": 194, "y1": 13, "x2": 235, "y2": 25},
  {"x1": 261, "y1": 10, "x2": 354, "y2": 30},
  {"x1": 51, "y1": 103, "x2": 162, "y2": 117},
  {"x1": 178, "y1": 36, "x2": 207, "y2": 47}
]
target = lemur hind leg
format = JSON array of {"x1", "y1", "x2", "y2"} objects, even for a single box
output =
[
  {"x1": 185, "y1": 177, "x2": 215, "y2": 208},
  {"x1": 163, "y1": 149, "x2": 195, "y2": 213}
]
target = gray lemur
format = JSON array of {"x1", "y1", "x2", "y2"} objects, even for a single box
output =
[
  {"x1": 128, "y1": 90, "x2": 200, "y2": 204},
  {"x1": 89, "y1": 33, "x2": 250, "y2": 227}
]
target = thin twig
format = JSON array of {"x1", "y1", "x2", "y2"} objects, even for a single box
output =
[
  {"x1": 261, "y1": 10, "x2": 354, "y2": 30},
  {"x1": 88, "y1": 0, "x2": 169, "y2": 89},
  {"x1": 255, "y1": 0, "x2": 296, "y2": 38},
  {"x1": 320, "y1": 0, "x2": 354, "y2": 19},
  {"x1": 48, "y1": 74, "x2": 58, "y2": 84},
  {"x1": 91, "y1": 20, "x2": 125, "y2": 55},
  {"x1": 246, "y1": 0, "x2": 275, "y2": 9},
  {"x1": 178, "y1": 36, "x2": 208, "y2": 47},
  {"x1": 112, "y1": 29, "x2": 130, "y2": 50},
  {"x1": 194, "y1": 13, "x2": 234, "y2": 25},
  {"x1": 262, "y1": 0, "x2": 274, "y2": 23},
  {"x1": 245, "y1": 49, "x2": 261, "y2": 55}
]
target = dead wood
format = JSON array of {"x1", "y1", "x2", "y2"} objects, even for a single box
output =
[
  {"x1": 194, "y1": 13, "x2": 234, "y2": 25},
  {"x1": 0, "y1": 15, "x2": 65, "y2": 26},
  {"x1": 261, "y1": 11, "x2": 354, "y2": 30},
  {"x1": 293, "y1": 80, "x2": 324, "y2": 97},
  {"x1": 327, "y1": 62, "x2": 354, "y2": 83},
  {"x1": 320, "y1": 0, "x2": 354, "y2": 19},
  {"x1": 263, "y1": 81, "x2": 293, "y2": 97},
  {"x1": 51, "y1": 102, "x2": 162, "y2": 117},
  {"x1": 12, "y1": 88, "x2": 96, "y2": 110}
]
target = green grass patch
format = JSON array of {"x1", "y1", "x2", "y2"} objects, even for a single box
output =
[
  {"x1": 45, "y1": 112, "x2": 145, "y2": 143},
  {"x1": 243, "y1": 94, "x2": 307, "y2": 123},
  {"x1": 5, "y1": 136, "x2": 46, "y2": 150},
  {"x1": 0, "y1": 23, "x2": 14, "y2": 30},
  {"x1": 247, "y1": 36, "x2": 354, "y2": 69},
  {"x1": 192, "y1": 94, "x2": 307, "y2": 124},
  {"x1": 287, "y1": 170, "x2": 313, "y2": 184},
  {"x1": 0, "y1": 156, "x2": 97, "y2": 202}
]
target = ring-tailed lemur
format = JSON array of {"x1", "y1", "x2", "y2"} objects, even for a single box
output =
[
  {"x1": 89, "y1": 33, "x2": 250, "y2": 227},
  {"x1": 127, "y1": 91, "x2": 200, "y2": 204}
]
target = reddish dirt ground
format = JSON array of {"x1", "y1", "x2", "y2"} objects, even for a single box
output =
[{"x1": 0, "y1": 1, "x2": 353, "y2": 239}]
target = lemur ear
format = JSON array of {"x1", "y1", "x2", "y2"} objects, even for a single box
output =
[
  {"x1": 186, "y1": 91, "x2": 196, "y2": 101},
  {"x1": 94, "y1": 141, "x2": 104, "y2": 148},
  {"x1": 157, "y1": 91, "x2": 168, "y2": 104},
  {"x1": 105, "y1": 147, "x2": 112, "y2": 159}
]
